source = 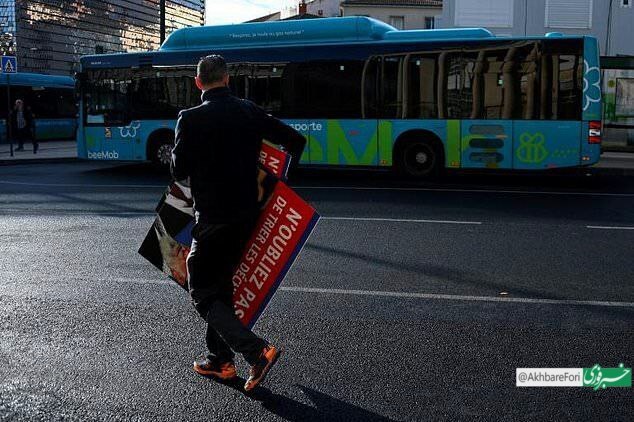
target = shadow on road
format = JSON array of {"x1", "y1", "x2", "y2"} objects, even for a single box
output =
[{"x1": 204, "y1": 375, "x2": 395, "y2": 421}]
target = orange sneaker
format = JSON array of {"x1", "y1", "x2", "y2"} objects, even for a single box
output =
[
  {"x1": 244, "y1": 344, "x2": 282, "y2": 392},
  {"x1": 193, "y1": 356, "x2": 237, "y2": 380}
]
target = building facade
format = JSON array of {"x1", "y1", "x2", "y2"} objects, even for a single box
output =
[
  {"x1": 0, "y1": 0, "x2": 204, "y2": 76},
  {"x1": 440, "y1": 0, "x2": 634, "y2": 57},
  {"x1": 305, "y1": 0, "x2": 341, "y2": 17},
  {"x1": 341, "y1": 0, "x2": 442, "y2": 29}
]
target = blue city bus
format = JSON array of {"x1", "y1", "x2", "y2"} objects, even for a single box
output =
[
  {"x1": 0, "y1": 72, "x2": 77, "y2": 141},
  {"x1": 76, "y1": 17, "x2": 602, "y2": 176}
]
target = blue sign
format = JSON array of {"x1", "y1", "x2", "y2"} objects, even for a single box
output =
[{"x1": 1, "y1": 56, "x2": 17, "y2": 73}]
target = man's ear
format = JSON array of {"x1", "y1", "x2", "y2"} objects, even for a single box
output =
[
  {"x1": 194, "y1": 76, "x2": 204, "y2": 91},
  {"x1": 224, "y1": 73, "x2": 230, "y2": 87}
]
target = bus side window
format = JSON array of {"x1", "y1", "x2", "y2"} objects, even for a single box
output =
[
  {"x1": 305, "y1": 60, "x2": 363, "y2": 119},
  {"x1": 480, "y1": 49, "x2": 506, "y2": 119},
  {"x1": 518, "y1": 42, "x2": 540, "y2": 120},
  {"x1": 406, "y1": 55, "x2": 438, "y2": 119},
  {"x1": 555, "y1": 54, "x2": 582, "y2": 120},
  {"x1": 362, "y1": 57, "x2": 380, "y2": 119},
  {"x1": 540, "y1": 39, "x2": 583, "y2": 120},
  {"x1": 445, "y1": 53, "x2": 474, "y2": 119},
  {"x1": 279, "y1": 62, "x2": 309, "y2": 119},
  {"x1": 229, "y1": 63, "x2": 251, "y2": 100},
  {"x1": 381, "y1": 56, "x2": 405, "y2": 118},
  {"x1": 248, "y1": 63, "x2": 285, "y2": 116}
]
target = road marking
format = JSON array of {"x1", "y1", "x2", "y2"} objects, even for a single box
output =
[
  {"x1": 0, "y1": 180, "x2": 164, "y2": 188},
  {"x1": 321, "y1": 216, "x2": 482, "y2": 225},
  {"x1": 2, "y1": 180, "x2": 633, "y2": 198},
  {"x1": 279, "y1": 286, "x2": 634, "y2": 308},
  {"x1": 586, "y1": 225, "x2": 634, "y2": 231},
  {"x1": 294, "y1": 185, "x2": 634, "y2": 197},
  {"x1": 0, "y1": 208, "x2": 155, "y2": 216},
  {"x1": 11, "y1": 276, "x2": 632, "y2": 309}
]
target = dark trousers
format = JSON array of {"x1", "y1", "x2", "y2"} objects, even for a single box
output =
[
  {"x1": 15, "y1": 128, "x2": 37, "y2": 150},
  {"x1": 186, "y1": 219, "x2": 266, "y2": 365}
]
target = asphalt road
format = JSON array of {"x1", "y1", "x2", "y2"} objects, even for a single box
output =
[{"x1": 0, "y1": 162, "x2": 633, "y2": 421}]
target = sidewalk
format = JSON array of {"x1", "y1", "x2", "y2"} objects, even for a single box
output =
[
  {"x1": 593, "y1": 152, "x2": 634, "y2": 175},
  {"x1": 0, "y1": 140, "x2": 77, "y2": 164}
]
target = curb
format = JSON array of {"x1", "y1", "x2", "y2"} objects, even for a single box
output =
[{"x1": 0, "y1": 157, "x2": 79, "y2": 166}]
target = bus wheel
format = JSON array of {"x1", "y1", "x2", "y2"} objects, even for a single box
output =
[
  {"x1": 395, "y1": 140, "x2": 440, "y2": 178},
  {"x1": 149, "y1": 135, "x2": 173, "y2": 169}
]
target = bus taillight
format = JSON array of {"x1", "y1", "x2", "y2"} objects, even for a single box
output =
[{"x1": 589, "y1": 121, "x2": 602, "y2": 144}]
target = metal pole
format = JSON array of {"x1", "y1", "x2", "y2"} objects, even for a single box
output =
[
  {"x1": 160, "y1": 0, "x2": 166, "y2": 44},
  {"x1": 606, "y1": 0, "x2": 614, "y2": 56},
  {"x1": 7, "y1": 72, "x2": 12, "y2": 157}
]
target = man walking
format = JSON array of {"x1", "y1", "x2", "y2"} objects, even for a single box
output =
[
  {"x1": 10, "y1": 99, "x2": 37, "y2": 153},
  {"x1": 171, "y1": 55, "x2": 305, "y2": 392}
]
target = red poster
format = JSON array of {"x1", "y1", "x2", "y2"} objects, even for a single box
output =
[
  {"x1": 259, "y1": 141, "x2": 291, "y2": 180},
  {"x1": 232, "y1": 181, "x2": 319, "y2": 328}
]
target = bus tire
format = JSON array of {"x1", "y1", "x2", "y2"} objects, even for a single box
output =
[
  {"x1": 394, "y1": 137, "x2": 443, "y2": 179},
  {"x1": 147, "y1": 131, "x2": 174, "y2": 169}
]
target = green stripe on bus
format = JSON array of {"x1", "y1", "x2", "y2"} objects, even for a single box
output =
[{"x1": 446, "y1": 120, "x2": 461, "y2": 168}]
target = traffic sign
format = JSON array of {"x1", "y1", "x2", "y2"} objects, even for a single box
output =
[{"x1": 1, "y1": 56, "x2": 17, "y2": 73}]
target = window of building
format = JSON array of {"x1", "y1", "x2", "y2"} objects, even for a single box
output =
[
  {"x1": 455, "y1": 0, "x2": 514, "y2": 27},
  {"x1": 389, "y1": 16, "x2": 405, "y2": 30},
  {"x1": 621, "y1": 0, "x2": 632, "y2": 7},
  {"x1": 424, "y1": 16, "x2": 435, "y2": 29},
  {"x1": 545, "y1": 0, "x2": 593, "y2": 28}
]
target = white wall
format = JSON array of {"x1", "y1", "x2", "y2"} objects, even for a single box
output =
[
  {"x1": 342, "y1": 5, "x2": 442, "y2": 30},
  {"x1": 306, "y1": 0, "x2": 341, "y2": 17}
]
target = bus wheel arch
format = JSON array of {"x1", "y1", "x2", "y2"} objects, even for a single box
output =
[
  {"x1": 147, "y1": 129, "x2": 175, "y2": 169},
  {"x1": 393, "y1": 130, "x2": 445, "y2": 178}
]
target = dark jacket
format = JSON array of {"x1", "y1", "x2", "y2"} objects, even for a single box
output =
[
  {"x1": 171, "y1": 87, "x2": 306, "y2": 223},
  {"x1": 9, "y1": 107, "x2": 34, "y2": 134}
]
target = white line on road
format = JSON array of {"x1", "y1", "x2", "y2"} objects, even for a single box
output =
[
  {"x1": 15, "y1": 276, "x2": 632, "y2": 309},
  {"x1": 279, "y1": 286, "x2": 634, "y2": 308},
  {"x1": 321, "y1": 216, "x2": 482, "y2": 225},
  {"x1": 2, "y1": 180, "x2": 634, "y2": 198},
  {"x1": 586, "y1": 225, "x2": 634, "y2": 231},
  {"x1": 295, "y1": 185, "x2": 634, "y2": 197},
  {"x1": 0, "y1": 180, "x2": 164, "y2": 188}
]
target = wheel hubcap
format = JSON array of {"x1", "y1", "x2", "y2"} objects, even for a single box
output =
[
  {"x1": 415, "y1": 152, "x2": 428, "y2": 164},
  {"x1": 403, "y1": 143, "x2": 435, "y2": 177},
  {"x1": 157, "y1": 144, "x2": 172, "y2": 165}
]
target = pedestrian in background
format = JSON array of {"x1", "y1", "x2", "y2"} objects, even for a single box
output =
[
  {"x1": 171, "y1": 55, "x2": 305, "y2": 392},
  {"x1": 10, "y1": 99, "x2": 37, "y2": 153}
]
